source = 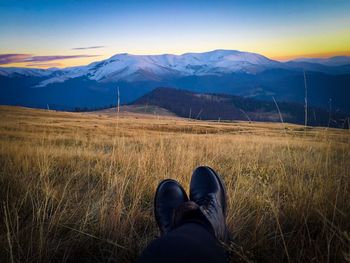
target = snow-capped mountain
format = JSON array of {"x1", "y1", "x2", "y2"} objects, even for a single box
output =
[
  {"x1": 3, "y1": 50, "x2": 281, "y2": 87},
  {"x1": 1, "y1": 49, "x2": 349, "y2": 114},
  {"x1": 87, "y1": 49, "x2": 279, "y2": 79}
]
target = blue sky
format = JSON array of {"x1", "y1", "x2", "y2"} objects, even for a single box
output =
[{"x1": 1, "y1": 0, "x2": 350, "y2": 67}]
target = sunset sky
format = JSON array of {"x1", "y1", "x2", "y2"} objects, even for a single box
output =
[{"x1": 1, "y1": 0, "x2": 350, "y2": 68}]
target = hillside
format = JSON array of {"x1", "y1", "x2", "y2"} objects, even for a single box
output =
[
  {"x1": 0, "y1": 106, "x2": 349, "y2": 262},
  {"x1": 133, "y1": 88, "x2": 349, "y2": 128}
]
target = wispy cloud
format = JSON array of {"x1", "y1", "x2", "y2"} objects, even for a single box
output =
[
  {"x1": 25, "y1": 63, "x2": 62, "y2": 68},
  {"x1": 72, "y1": 46, "x2": 105, "y2": 50},
  {"x1": 0, "y1": 54, "x2": 100, "y2": 65},
  {"x1": 27, "y1": 55, "x2": 99, "y2": 62},
  {"x1": 0, "y1": 54, "x2": 32, "y2": 64}
]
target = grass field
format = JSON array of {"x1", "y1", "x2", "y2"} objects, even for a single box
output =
[{"x1": 0, "y1": 105, "x2": 349, "y2": 262}]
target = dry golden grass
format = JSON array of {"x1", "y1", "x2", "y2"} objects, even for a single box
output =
[{"x1": 0, "y1": 105, "x2": 349, "y2": 262}]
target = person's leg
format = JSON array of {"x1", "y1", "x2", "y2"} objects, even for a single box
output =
[
  {"x1": 138, "y1": 222, "x2": 227, "y2": 263},
  {"x1": 138, "y1": 166, "x2": 229, "y2": 263}
]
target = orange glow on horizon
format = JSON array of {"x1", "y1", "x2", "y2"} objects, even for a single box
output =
[{"x1": 272, "y1": 50, "x2": 350, "y2": 61}]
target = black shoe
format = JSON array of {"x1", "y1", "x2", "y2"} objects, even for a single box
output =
[
  {"x1": 190, "y1": 166, "x2": 228, "y2": 242},
  {"x1": 154, "y1": 179, "x2": 189, "y2": 235}
]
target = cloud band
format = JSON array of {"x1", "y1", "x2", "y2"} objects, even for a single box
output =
[
  {"x1": 0, "y1": 54, "x2": 99, "y2": 65},
  {"x1": 72, "y1": 46, "x2": 105, "y2": 50}
]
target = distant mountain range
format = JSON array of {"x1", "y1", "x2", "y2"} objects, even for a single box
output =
[
  {"x1": 133, "y1": 87, "x2": 349, "y2": 128},
  {"x1": 291, "y1": 56, "x2": 350, "y2": 66},
  {"x1": 0, "y1": 49, "x2": 349, "y2": 114}
]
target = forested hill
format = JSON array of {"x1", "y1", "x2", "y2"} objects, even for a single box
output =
[{"x1": 133, "y1": 87, "x2": 349, "y2": 128}]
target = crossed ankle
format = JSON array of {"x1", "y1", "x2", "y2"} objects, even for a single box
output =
[{"x1": 172, "y1": 201, "x2": 215, "y2": 236}]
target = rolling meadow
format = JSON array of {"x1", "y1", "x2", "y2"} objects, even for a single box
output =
[{"x1": 0, "y1": 105, "x2": 349, "y2": 262}]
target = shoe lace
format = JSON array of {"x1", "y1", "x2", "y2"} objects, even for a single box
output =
[{"x1": 197, "y1": 194, "x2": 215, "y2": 209}]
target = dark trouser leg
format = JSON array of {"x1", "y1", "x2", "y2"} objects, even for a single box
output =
[{"x1": 137, "y1": 223, "x2": 227, "y2": 263}]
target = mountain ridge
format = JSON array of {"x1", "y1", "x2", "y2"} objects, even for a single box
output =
[
  {"x1": 1, "y1": 50, "x2": 350, "y2": 82},
  {"x1": 1, "y1": 49, "x2": 349, "y2": 114}
]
